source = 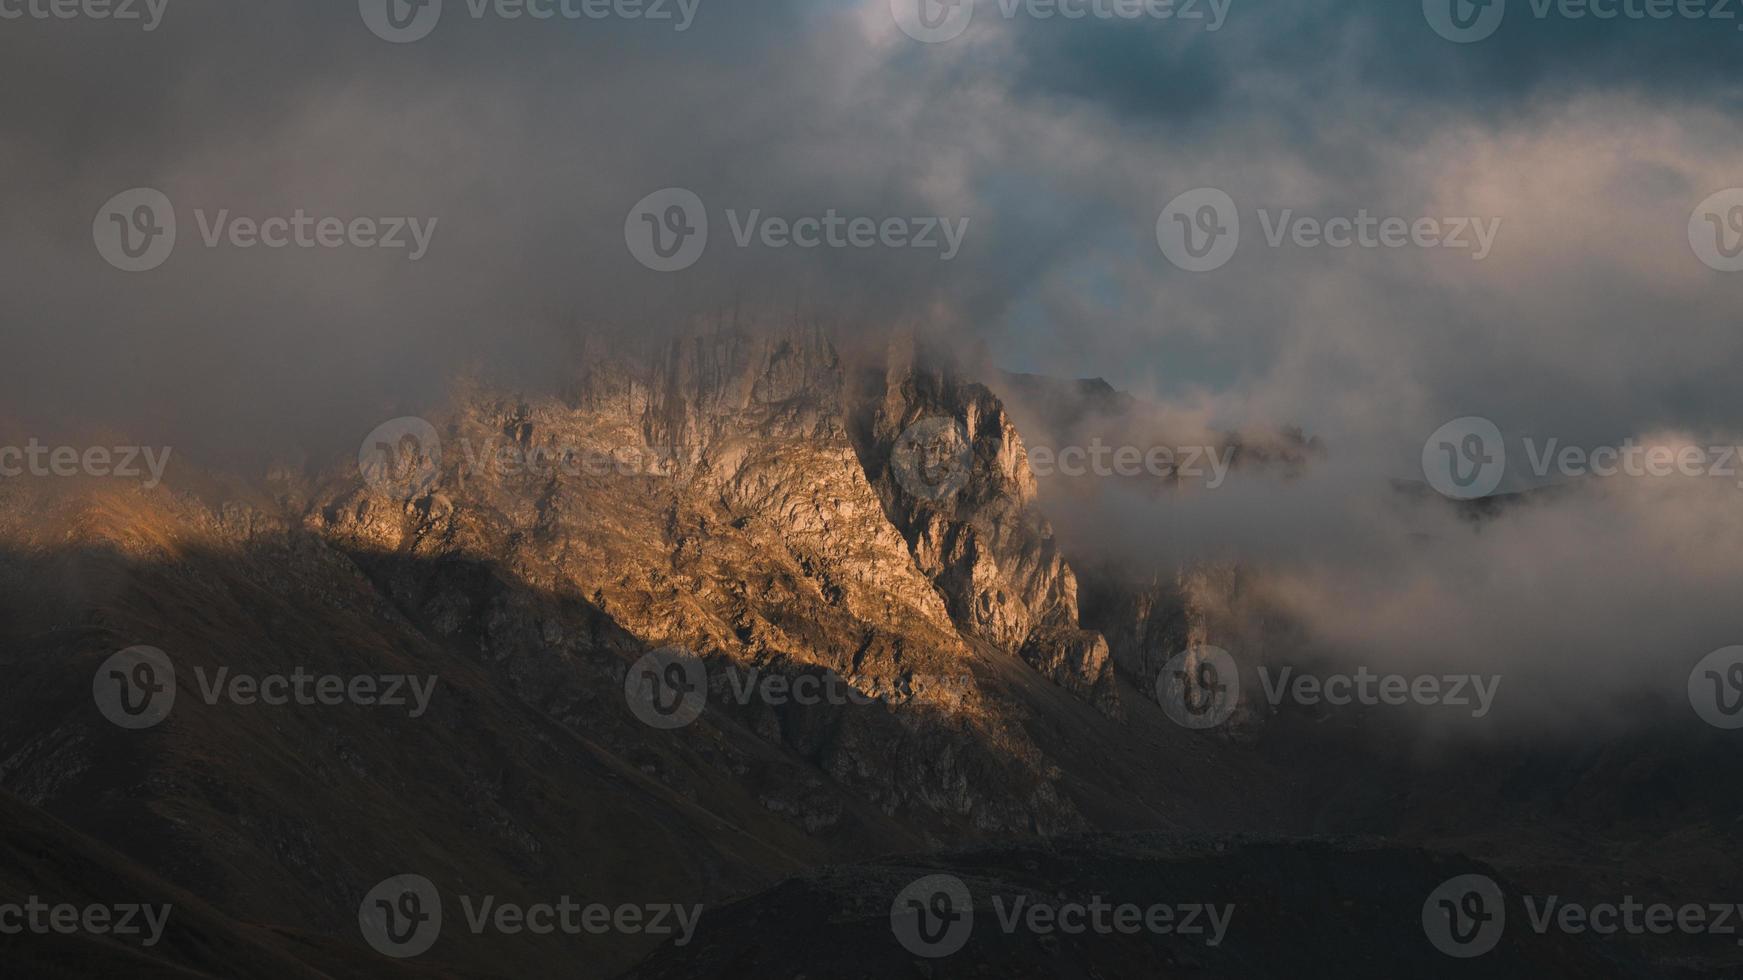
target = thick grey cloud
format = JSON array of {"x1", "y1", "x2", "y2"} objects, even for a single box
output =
[
  {"x1": 4, "y1": 1, "x2": 1743, "y2": 726},
  {"x1": 1004, "y1": 0, "x2": 1743, "y2": 125},
  {"x1": 3, "y1": 0, "x2": 1739, "y2": 457}
]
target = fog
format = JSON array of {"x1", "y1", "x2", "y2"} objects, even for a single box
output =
[{"x1": 6, "y1": 0, "x2": 1742, "y2": 732}]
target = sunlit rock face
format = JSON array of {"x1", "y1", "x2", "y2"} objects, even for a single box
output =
[
  {"x1": 850, "y1": 335, "x2": 1119, "y2": 714},
  {"x1": 313, "y1": 322, "x2": 1122, "y2": 842},
  {"x1": 0, "y1": 325, "x2": 1203, "y2": 978}
]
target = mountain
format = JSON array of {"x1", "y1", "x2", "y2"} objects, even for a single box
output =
[{"x1": 0, "y1": 326, "x2": 1736, "y2": 978}]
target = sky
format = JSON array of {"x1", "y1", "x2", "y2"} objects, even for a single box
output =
[
  {"x1": 5, "y1": 0, "x2": 1740, "y2": 458},
  {"x1": 6, "y1": 0, "x2": 1743, "y2": 730}
]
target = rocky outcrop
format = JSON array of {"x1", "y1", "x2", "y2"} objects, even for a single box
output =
[
  {"x1": 848, "y1": 336, "x2": 1120, "y2": 715},
  {"x1": 1016, "y1": 625, "x2": 1121, "y2": 717},
  {"x1": 1080, "y1": 562, "x2": 1299, "y2": 730},
  {"x1": 314, "y1": 322, "x2": 1120, "y2": 834}
]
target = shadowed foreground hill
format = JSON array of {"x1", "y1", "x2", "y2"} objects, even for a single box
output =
[{"x1": 624, "y1": 835, "x2": 1650, "y2": 980}]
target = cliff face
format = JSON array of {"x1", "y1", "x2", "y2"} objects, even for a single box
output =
[
  {"x1": 313, "y1": 324, "x2": 1120, "y2": 841},
  {"x1": 322, "y1": 323, "x2": 1117, "y2": 702},
  {"x1": 1079, "y1": 563, "x2": 1289, "y2": 732},
  {"x1": 850, "y1": 337, "x2": 1120, "y2": 715}
]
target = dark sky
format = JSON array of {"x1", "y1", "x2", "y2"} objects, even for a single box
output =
[
  {"x1": 7, "y1": 0, "x2": 1743, "y2": 727},
  {"x1": 5, "y1": 0, "x2": 1741, "y2": 459}
]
